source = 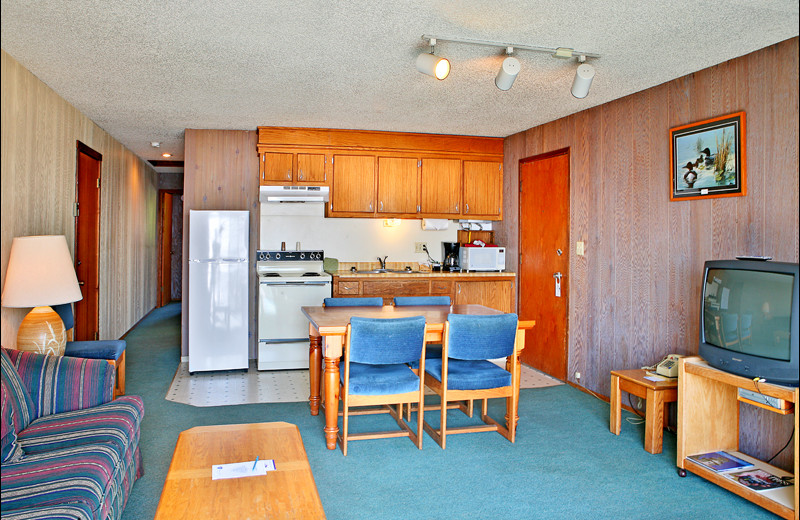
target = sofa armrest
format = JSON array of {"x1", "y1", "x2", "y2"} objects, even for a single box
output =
[{"x1": 3, "y1": 349, "x2": 114, "y2": 417}]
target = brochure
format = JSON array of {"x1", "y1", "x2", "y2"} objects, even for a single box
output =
[
  {"x1": 211, "y1": 459, "x2": 276, "y2": 480},
  {"x1": 686, "y1": 451, "x2": 754, "y2": 472},
  {"x1": 725, "y1": 468, "x2": 793, "y2": 491}
]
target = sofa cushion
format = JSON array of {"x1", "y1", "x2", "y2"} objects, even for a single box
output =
[
  {"x1": 0, "y1": 502, "x2": 95, "y2": 520},
  {"x1": 0, "y1": 442, "x2": 123, "y2": 520},
  {"x1": 17, "y1": 396, "x2": 144, "y2": 457},
  {"x1": 2, "y1": 380, "x2": 24, "y2": 463},
  {"x1": 0, "y1": 349, "x2": 36, "y2": 434},
  {"x1": 3, "y1": 348, "x2": 113, "y2": 417}
]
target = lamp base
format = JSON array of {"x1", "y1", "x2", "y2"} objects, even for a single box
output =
[{"x1": 16, "y1": 306, "x2": 67, "y2": 356}]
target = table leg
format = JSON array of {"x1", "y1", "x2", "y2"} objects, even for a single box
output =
[
  {"x1": 323, "y1": 355, "x2": 340, "y2": 450},
  {"x1": 610, "y1": 374, "x2": 621, "y2": 435},
  {"x1": 644, "y1": 387, "x2": 664, "y2": 454},
  {"x1": 308, "y1": 334, "x2": 322, "y2": 415}
]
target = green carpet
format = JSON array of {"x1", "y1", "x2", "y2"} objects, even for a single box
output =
[{"x1": 121, "y1": 303, "x2": 777, "y2": 519}]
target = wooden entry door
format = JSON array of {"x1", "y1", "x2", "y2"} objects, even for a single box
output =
[
  {"x1": 518, "y1": 150, "x2": 570, "y2": 380},
  {"x1": 74, "y1": 142, "x2": 101, "y2": 341}
]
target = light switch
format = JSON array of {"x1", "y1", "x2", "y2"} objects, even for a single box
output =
[{"x1": 576, "y1": 241, "x2": 585, "y2": 256}]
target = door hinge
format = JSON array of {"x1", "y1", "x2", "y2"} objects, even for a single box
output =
[{"x1": 73, "y1": 202, "x2": 80, "y2": 217}]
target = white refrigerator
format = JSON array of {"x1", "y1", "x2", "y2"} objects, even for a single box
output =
[{"x1": 188, "y1": 210, "x2": 249, "y2": 373}]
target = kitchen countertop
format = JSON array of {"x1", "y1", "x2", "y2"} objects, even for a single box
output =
[{"x1": 332, "y1": 270, "x2": 515, "y2": 278}]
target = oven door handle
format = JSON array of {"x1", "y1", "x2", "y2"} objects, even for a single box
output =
[{"x1": 260, "y1": 281, "x2": 330, "y2": 287}]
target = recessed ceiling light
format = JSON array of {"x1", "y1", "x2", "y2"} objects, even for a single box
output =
[{"x1": 161, "y1": 153, "x2": 172, "y2": 158}]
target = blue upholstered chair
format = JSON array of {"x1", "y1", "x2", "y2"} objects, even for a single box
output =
[
  {"x1": 323, "y1": 297, "x2": 384, "y2": 307},
  {"x1": 338, "y1": 316, "x2": 427, "y2": 455},
  {"x1": 52, "y1": 304, "x2": 126, "y2": 398},
  {"x1": 422, "y1": 313, "x2": 520, "y2": 449},
  {"x1": 393, "y1": 296, "x2": 451, "y2": 306}
]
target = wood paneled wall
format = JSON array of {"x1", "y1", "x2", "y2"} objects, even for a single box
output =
[
  {"x1": 497, "y1": 37, "x2": 799, "y2": 468},
  {"x1": 182, "y1": 129, "x2": 260, "y2": 357},
  {"x1": 1, "y1": 50, "x2": 159, "y2": 345}
]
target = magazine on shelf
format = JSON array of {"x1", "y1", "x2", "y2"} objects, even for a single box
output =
[
  {"x1": 725, "y1": 468, "x2": 793, "y2": 491},
  {"x1": 686, "y1": 451, "x2": 754, "y2": 472}
]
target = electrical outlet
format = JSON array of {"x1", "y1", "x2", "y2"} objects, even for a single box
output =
[
  {"x1": 575, "y1": 371, "x2": 581, "y2": 380},
  {"x1": 415, "y1": 242, "x2": 427, "y2": 253},
  {"x1": 576, "y1": 241, "x2": 585, "y2": 256}
]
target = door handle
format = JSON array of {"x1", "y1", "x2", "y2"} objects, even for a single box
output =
[{"x1": 553, "y1": 272, "x2": 562, "y2": 297}]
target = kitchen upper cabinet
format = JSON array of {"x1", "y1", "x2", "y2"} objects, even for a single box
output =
[
  {"x1": 260, "y1": 152, "x2": 293, "y2": 184},
  {"x1": 377, "y1": 157, "x2": 419, "y2": 215},
  {"x1": 329, "y1": 154, "x2": 376, "y2": 215},
  {"x1": 259, "y1": 151, "x2": 327, "y2": 185},
  {"x1": 462, "y1": 160, "x2": 503, "y2": 219},
  {"x1": 420, "y1": 158, "x2": 461, "y2": 215}
]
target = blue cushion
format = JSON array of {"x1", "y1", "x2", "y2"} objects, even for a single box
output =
[
  {"x1": 394, "y1": 296, "x2": 451, "y2": 306},
  {"x1": 51, "y1": 303, "x2": 75, "y2": 330},
  {"x1": 408, "y1": 344, "x2": 442, "y2": 369},
  {"x1": 446, "y1": 313, "x2": 518, "y2": 360},
  {"x1": 349, "y1": 316, "x2": 426, "y2": 365},
  {"x1": 425, "y1": 358, "x2": 512, "y2": 390},
  {"x1": 324, "y1": 297, "x2": 383, "y2": 307},
  {"x1": 64, "y1": 340, "x2": 125, "y2": 360},
  {"x1": 344, "y1": 362, "x2": 421, "y2": 395}
]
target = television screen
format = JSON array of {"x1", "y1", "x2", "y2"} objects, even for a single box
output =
[{"x1": 703, "y1": 268, "x2": 793, "y2": 361}]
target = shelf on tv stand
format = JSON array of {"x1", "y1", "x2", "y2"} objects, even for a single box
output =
[{"x1": 677, "y1": 357, "x2": 799, "y2": 520}]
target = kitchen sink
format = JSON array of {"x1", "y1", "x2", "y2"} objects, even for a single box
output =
[{"x1": 350, "y1": 268, "x2": 422, "y2": 274}]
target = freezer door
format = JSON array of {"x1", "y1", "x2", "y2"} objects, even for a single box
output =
[
  {"x1": 189, "y1": 210, "x2": 249, "y2": 261},
  {"x1": 189, "y1": 261, "x2": 249, "y2": 372}
]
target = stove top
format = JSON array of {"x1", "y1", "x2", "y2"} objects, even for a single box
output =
[
  {"x1": 257, "y1": 250, "x2": 323, "y2": 262},
  {"x1": 256, "y1": 249, "x2": 331, "y2": 282}
]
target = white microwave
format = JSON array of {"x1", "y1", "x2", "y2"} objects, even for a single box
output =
[{"x1": 459, "y1": 246, "x2": 506, "y2": 272}]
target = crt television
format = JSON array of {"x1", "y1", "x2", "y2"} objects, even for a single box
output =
[{"x1": 699, "y1": 259, "x2": 799, "y2": 387}]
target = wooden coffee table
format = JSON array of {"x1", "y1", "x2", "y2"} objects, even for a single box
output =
[{"x1": 155, "y1": 422, "x2": 325, "y2": 519}]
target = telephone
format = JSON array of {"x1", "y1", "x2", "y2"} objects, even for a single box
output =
[{"x1": 656, "y1": 354, "x2": 683, "y2": 378}]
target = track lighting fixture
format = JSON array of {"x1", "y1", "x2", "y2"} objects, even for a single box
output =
[
  {"x1": 495, "y1": 47, "x2": 520, "y2": 91},
  {"x1": 416, "y1": 38, "x2": 450, "y2": 80},
  {"x1": 570, "y1": 56, "x2": 595, "y2": 99},
  {"x1": 416, "y1": 35, "x2": 599, "y2": 96}
]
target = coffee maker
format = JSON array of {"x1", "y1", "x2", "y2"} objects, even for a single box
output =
[{"x1": 442, "y1": 242, "x2": 460, "y2": 271}]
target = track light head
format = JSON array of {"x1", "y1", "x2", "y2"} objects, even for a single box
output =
[
  {"x1": 571, "y1": 62, "x2": 595, "y2": 99},
  {"x1": 495, "y1": 56, "x2": 520, "y2": 91},
  {"x1": 416, "y1": 52, "x2": 450, "y2": 80}
]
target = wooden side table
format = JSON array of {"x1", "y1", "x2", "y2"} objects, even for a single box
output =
[{"x1": 610, "y1": 369, "x2": 678, "y2": 454}]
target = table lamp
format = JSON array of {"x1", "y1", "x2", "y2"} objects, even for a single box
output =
[{"x1": 1, "y1": 235, "x2": 83, "y2": 356}]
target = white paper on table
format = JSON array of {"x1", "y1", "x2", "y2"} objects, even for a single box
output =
[{"x1": 211, "y1": 459, "x2": 276, "y2": 480}]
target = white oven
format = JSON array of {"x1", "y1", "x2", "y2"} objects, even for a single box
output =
[{"x1": 257, "y1": 251, "x2": 331, "y2": 370}]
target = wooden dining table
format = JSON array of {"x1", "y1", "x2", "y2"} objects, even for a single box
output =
[{"x1": 301, "y1": 304, "x2": 535, "y2": 450}]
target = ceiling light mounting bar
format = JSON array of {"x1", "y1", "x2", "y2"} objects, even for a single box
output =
[{"x1": 421, "y1": 34, "x2": 600, "y2": 59}]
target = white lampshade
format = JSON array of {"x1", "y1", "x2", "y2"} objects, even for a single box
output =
[
  {"x1": 571, "y1": 63, "x2": 595, "y2": 99},
  {"x1": 416, "y1": 52, "x2": 450, "y2": 80},
  {"x1": 495, "y1": 56, "x2": 520, "y2": 91},
  {"x1": 2, "y1": 235, "x2": 83, "y2": 307}
]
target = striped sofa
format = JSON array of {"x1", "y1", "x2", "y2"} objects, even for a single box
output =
[{"x1": 1, "y1": 347, "x2": 144, "y2": 520}]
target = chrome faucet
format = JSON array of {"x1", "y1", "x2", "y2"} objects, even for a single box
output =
[{"x1": 378, "y1": 256, "x2": 387, "y2": 269}]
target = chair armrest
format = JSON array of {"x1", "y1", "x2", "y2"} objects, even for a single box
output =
[{"x1": 4, "y1": 349, "x2": 114, "y2": 417}]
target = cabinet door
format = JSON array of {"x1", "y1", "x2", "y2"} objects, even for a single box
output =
[
  {"x1": 261, "y1": 152, "x2": 294, "y2": 184},
  {"x1": 297, "y1": 153, "x2": 326, "y2": 183},
  {"x1": 330, "y1": 154, "x2": 376, "y2": 214},
  {"x1": 463, "y1": 160, "x2": 502, "y2": 219},
  {"x1": 454, "y1": 280, "x2": 515, "y2": 313},
  {"x1": 377, "y1": 157, "x2": 419, "y2": 214},
  {"x1": 420, "y1": 158, "x2": 461, "y2": 215}
]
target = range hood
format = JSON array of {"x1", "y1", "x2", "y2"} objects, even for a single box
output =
[{"x1": 260, "y1": 185, "x2": 329, "y2": 203}]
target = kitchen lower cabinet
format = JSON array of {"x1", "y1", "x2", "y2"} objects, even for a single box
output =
[{"x1": 331, "y1": 274, "x2": 515, "y2": 311}]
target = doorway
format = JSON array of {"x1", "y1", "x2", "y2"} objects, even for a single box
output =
[
  {"x1": 518, "y1": 150, "x2": 570, "y2": 380},
  {"x1": 158, "y1": 190, "x2": 183, "y2": 307},
  {"x1": 74, "y1": 141, "x2": 101, "y2": 341}
]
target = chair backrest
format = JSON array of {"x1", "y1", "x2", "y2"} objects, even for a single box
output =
[
  {"x1": 348, "y1": 316, "x2": 426, "y2": 365},
  {"x1": 446, "y1": 313, "x2": 518, "y2": 360},
  {"x1": 324, "y1": 297, "x2": 383, "y2": 307},
  {"x1": 51, "y1": 303, "x2": 75, "y2": 331},
  {"x1": 393, "y1": 296, "x2": 451, "y2": 306}
]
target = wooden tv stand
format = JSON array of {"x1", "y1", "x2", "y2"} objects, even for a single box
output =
[{"x1": 677, "y1": 357, "x2": 799, "y2": 519}]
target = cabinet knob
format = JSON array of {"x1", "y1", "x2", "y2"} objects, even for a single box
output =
[
  {"x1": 299, "y1": 170, "x2": 303, "y2": 180},
  {"x1": 287, "y1": 171, "x2": 291, "y2": 179},
  {"x1": 465, "y1": 203, "x2": 469, "y2": 213},
  {"x1": 379, "y1": 201, "x2": 383, "y2": 211}
]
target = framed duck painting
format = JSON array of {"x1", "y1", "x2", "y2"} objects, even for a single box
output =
[{"x1": 669, "y1": 111, "x2": 746, "y2": 201}]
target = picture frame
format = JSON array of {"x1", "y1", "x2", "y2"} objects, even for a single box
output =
[{"x1": 669, "y1": 112, "x2": 746, "y2": 201}]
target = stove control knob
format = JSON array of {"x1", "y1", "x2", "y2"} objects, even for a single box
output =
[
  {"x1": 300, "y1": 253, "x2": 305, "y2": 259},
  {"x1": 265, "y1": 252, "x2": 271, "y2": 260},
  {"x1": 275, "y1": 253, "x2": 280, "y2": 260}
]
